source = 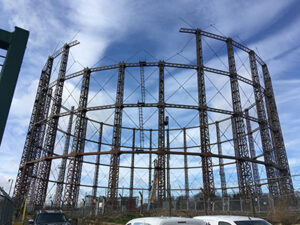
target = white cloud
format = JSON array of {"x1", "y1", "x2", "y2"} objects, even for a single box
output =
[
  {"x1": 1, "y1": 0, "x2": 299, "y2": 199},
  {"x1": 248, "y1": 16, "x2": 300, "y2": 77},
  {"x1": 196, "y1": 0, "x2": 294, "y2": 39}
]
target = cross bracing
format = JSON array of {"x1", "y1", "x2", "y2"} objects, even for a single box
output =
[{"x1": 14, "y1": 28, "x2": 294, "y2": 212}]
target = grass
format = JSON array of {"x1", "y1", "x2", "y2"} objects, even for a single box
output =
[{"x1": 106, "y1": 214, "x2": 138, "y2": 224}]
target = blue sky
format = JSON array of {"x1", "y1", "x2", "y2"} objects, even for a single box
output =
[{"x1": 0, "y1": 0, "x2": 300, "y2": 198}]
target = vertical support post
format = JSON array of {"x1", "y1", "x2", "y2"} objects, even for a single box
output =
[
  {"x1": 148, "y1": 129, "x2": 152, "y2": 200},
  {"x1": 63, "y1": 68, "x2": 91, "y2": 207},
  {"x1": 53, "y1": 107, "x2": 74, "y2": 207},
  {"x1": 95, "y1": 197, "x2": 99, "y2": 216},
  {"x1": 28, "y1": 87, "x2": 53, "y2": 204},
  {"x1": 183, "y1": 128, "x2": 189, "y2": 199},
  {"x1": 216, "y1": 122, "x2": 227, "y2": 198},
  {"x1": 102, "y1": 197, "x2": 106, "y2": 215},
  {"x1": 92, "y1": 122, "x2": 104, "y2": 198},
  {"x1": 240, "y1": 196, "x2": 243, "y2": 212},
  {"x1": 119, "y1": 194, "x2": 123, "y2": 211},
  {"x1": 107, "y1": 63, "x2": 125, "y2": 207},
  {"x1": 245, "y1": 109, "x2": 262, "y2": 196},
  {"x1": 231, "y1": 116, "x2": 242, "y2": 191},
  {"x1": 227, "y1": 38, "x2": 254, "y2": 198},
  {"x1": 129, "y1": 128, "x2": 136, "y2": 209},
  {"x1": 249, "y1": 51, "x2": 280, "y2": 197},
  {"x1": 34, "y1": 44, "x2": 70, "y2": 207},
  {"x1": 0, "y1": 27, "x2": 29, "y2": 145},
  {"x1": 195, "y1": 29, "x2": 215, "y2": 211},
  {"x1": 138, "y1": 61, "x2": 146, "y2": 150},
  {"x1": 139, "y1": 192, "x2": 143, "y2": 215},
  {"x1": 14, "y1": 56, "x2": 53, "y2": 208},
  {"x1": 262, "y1": 64, "x2": 294, "y2": 196},
  {"x1": 166, "y1": 128, "x2": 170, "y2": 200},
  {"x1": 157, "y1": 61, "x2": 166, "y2": 205}
]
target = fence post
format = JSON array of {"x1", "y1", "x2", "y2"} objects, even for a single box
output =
[
  {"x1": 268, "y1": 194, "x2": 275, "y2": 213},
  {"x1": 187, "y1": 198, "x2": 189, "y2": 211},
  {"x1": 257, "y1": 196, "x2": 260, "y2": 213},
  {"x1": 102, "y1": 197, "x2": 106, "y2": 215},
  {"x1": 240, "y1": 197, "x2": 243, "y2": 212},
  {"x1": 139, "y1": 192, "x2": 143, "y2": 215},
  {"x1": 168, "y1": 190, "x2": 172, "y2": 216},
  {"x1": 119, "y1": 194, "x2": 123, "y2": 212}
]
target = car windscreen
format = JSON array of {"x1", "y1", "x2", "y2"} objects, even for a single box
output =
[
  {"x1": 234, "y1": 220, "x2": 271, "y2": 225},
  {"x1": 36, "y1": 213, "x2": 67, "y2": 223}
]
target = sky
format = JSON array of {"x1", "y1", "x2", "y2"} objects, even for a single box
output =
[{"x1": 0, "y1": 0, "x2": 300, "y2": 199}]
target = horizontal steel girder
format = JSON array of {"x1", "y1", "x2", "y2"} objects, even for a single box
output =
[
  {"x1": 21, "y1": 149, "x2": 282, "y2": 171},
  {"x1": 48, "y1": 62, "x2": 261, "y2": 91}
]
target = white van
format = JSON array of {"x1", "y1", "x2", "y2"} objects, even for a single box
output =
[
  {"x1": 126, "y1": 217, "x2": 207, "y2": 225},
  {"x1": 193, "y1": 216, "x2": 272, "y2": 225}
]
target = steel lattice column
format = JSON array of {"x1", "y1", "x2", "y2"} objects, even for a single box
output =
[
  {"x1": 34, "y1": 45, "x2": 70, "y2": 207},
  {"x1": 262, "y1": 64, "x2": 294, "y2": 196},
  {"x1": 183, "y1": 128, "x2": 189, "y2": 199},
  {"x1": 28, "y1": 87, "x2": 53, "y2": 204},
  {"x1": 148, "y1": 129, "x2": 152, "y2": 199},
  {"x1": 166, "y1": 128, "x2": 170, "y2": 199},
  {"x1": 28, "y1": 87, "x2": 52, "y2": 204},
  {"x1": 249, "y1": 52, "x2": 280, "y2": 197},
  {"x1": 14, "y1": 57, "x2": 53, "y2": 207},
  {"x1": 28, "y1": 87, "x2": 53, "y2": 205},
  {"x1": 157, "y1": 61, "x2": 166, "y2": 204},
  {"x1": 107, "y1": 63, "x2": 125, "y2": 207},
  {"x1": 139, "y1": 61, "x2": 146, "y2": 150},
  {"x1": 92, "y1": 122, "x2": 103, "y2": 198},
  {"x1": 195, "y1": 30, "x2": 215, "y2": 208},
  {"x1": 216, "y1": 122, "x2": 227, "y2": 197},
  {"x1": 129, "y1": 128, "x2": 135, "y2": 208},
  {"x1": 245, "y1": 109, "x2": 263, "y2": 196},
  {"x1": 227, "y1": 38, "x2": 254, "y2": 198},
  {"x1": 53, "y1": 107, "x2": 74, "y2": 207},
  {"x1": 63, "y1": 68, "x2": 90, "y2": 207}
]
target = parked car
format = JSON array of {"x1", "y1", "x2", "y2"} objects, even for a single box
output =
[
  {"x1": 126, "y1": 217, "x2": 207, "y2": 225},
  {"x1": 28, "y1": 210, "x2": 71, "y2": 225},
  {"x1": 193, "y1": 216, "x2": 272, "y2": 225}
]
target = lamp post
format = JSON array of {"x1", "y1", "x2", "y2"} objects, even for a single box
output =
[{"x1": 8, "y1": 179, "x2": 13, "y2": 196}]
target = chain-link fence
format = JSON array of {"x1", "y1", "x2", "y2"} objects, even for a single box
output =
[
  {"x1": 39, "y1": 193, "x2": 299, "y2": 218},
  {"x1": 156, "y1": 196, "x2": 274, "y2": 213},
  {"x1": 0, "y1": 187, "x2": 14, "y2": 225}
]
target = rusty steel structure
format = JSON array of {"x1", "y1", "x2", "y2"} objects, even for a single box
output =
[{"x1": 14, "y1": 28, "x2": 294, "y2": 211}]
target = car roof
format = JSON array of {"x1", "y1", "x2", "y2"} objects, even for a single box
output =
[
  {"x1": 127, "y1": 217, "x2": 206, "y2": 225},
  {"x1": 38, "y1": 210, "x2": 64, "y2": 214},
  {"x1": 194, "y1": 216, "x2": 265, "y2": 222}
]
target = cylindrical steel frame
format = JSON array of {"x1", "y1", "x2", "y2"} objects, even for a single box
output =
[{"x1": 14, "y1": 29, "x2": 294, "y2": 211}]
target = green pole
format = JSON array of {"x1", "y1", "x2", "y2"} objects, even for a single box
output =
[{"x1": 0, "y1": 27, "x2": 29, "y2": 145}]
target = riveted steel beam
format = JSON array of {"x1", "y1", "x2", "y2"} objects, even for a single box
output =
[
  {"x1": 196, "y1": 29, "x2": 215, "y2": 211},
  {"x1": 107, "y1": 63, "x2": 125, "y2": 207},
  {"x1": 34, "y1": 44, "x2": 70, "y2": 208},
  {"x1": 53, "y1": 107, "x2": 74, "y2": 207},
  {"x1": 249, "y1": 51, "x2": 280, "y2": 198},
  {"x1": 262, "y1": 64, "x2": 294, "y2": 197},
  {"x1": 63, "y1": 68, "x2": 91, "y2": 208},
  {"x1": 227, "y1": 38, "x2": 254, "y2": 198}
]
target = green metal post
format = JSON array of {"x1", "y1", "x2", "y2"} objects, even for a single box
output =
[{"x1": 0, "y1": 27, "x2": 29, "y2": 145}]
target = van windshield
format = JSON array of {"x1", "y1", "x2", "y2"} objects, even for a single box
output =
[{"x1": 234, "y1": 220, "x2": 271, "y2": 225}]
